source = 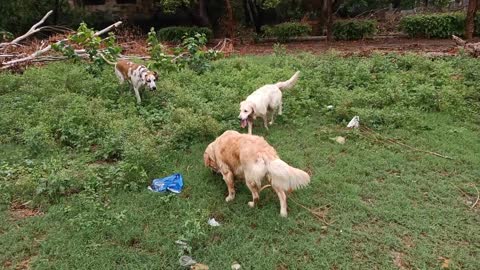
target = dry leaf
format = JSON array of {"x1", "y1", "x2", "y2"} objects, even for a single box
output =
[
  {"x1": 191, "y1": 263, "x2": 209, "y2": 270},
  {"x1": 439, "y1": 257, "x2": 450, "y2": 269}
]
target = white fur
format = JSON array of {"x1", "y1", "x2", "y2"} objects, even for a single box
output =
[
  {"x1": 115, "y1": 63, "x2": 157, "y2": 104},
  {"x1": 239, "y1": 71, "x2": 300, "y2": 134}
]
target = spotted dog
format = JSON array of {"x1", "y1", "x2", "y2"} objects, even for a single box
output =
[{"x1": 114, "y1": 60, "x2": 158, "y2": 104}]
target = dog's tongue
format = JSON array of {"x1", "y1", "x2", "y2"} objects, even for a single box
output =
[{"x1": 240, "y1": 119, "x2": 247, "y2": 128}]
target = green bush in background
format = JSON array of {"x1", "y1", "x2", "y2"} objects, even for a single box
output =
[
  {"x1": 261, "y1": 22, "x2": 312, "y2": 42},
  {"x1": 157, "y1": 26, "x2": 213, "y2": 42},
  {"x1": 333, "y1": 19, "x2": 377, "y2": 40}
]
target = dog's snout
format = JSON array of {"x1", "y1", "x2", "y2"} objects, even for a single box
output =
[{"x1": 152, "y1": 87, "x2": 157, "y2": 91}]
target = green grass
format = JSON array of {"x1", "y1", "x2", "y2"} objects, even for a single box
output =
[{"x1": 1, "y1": 52, "x2": 480, "y2": 269}]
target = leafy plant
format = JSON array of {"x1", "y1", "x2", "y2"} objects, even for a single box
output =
[
  {"x1": 273, "y1": 43, "x2": 287, "y2": 56},
  {"x1": 148, "y1": 29, "x2": 222, "y2": 74},
  {"x1": 157, "y1": 26, "x2": 213, "y2": 42},
  {"x1": 400, "y1": 13, "x2": 466, "y2": 38},
  {"x1": 333, "y1": 19, "x2": 377, "y2": 40},
  {"x1": 53, "y1": 22, "x2": 121, "y2": 75},
  {"x1": 261, "y1": 22, "x2": 312, "y2": 43},
  {"x1": 0, "y1": 29, "x2": 13, "y2": 42}
]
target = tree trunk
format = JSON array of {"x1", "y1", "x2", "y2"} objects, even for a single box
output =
[
  {"x1": 466, "y1": 0, "x2": 478, "y2": 40},
  {"x1": 325, "y1": 0, "x2": 333, "y2": 41},
  {"x1": 224, "y1": 0, "x2": 235, "y2": 38},
  {"x1": 245, "y1": 0, "x2": 261, "y2": 33},
  {"x1": 53, "y1": 0, "x2": 60, "y2": 24},
  {"x1": 197, "y1": 0, "x2": 210, "y2": 27},
  {"x1": 391, "y1": 0, "x2": 401, "y2": 9}
]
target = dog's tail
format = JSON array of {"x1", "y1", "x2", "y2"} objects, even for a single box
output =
[
  {"x1": 266, "y1": 158, "x2": 310, "y2": 192},
  {"x1": 99, "y1": 53, "x2": 117, "y2": 66},
  {"x1": 275, "y1": 71, "x2": 300, "y2": 91}
]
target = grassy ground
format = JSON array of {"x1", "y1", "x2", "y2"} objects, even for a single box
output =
[{"x1": 1, "y1": 52, "x2": 479, "y2": 269}]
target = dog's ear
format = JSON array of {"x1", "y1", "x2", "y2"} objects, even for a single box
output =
[
  {"x1": 249, "y1": 102, "x2": 257, "y2": 117},
  {"x1": 153, "y1": 71, "x2": 158, "y2": 80},
  {"x1": 203, "y1": 151, "x2": 210, "y2": 167}
]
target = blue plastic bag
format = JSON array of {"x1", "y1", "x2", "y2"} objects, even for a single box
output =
[{"x1": 148, "y1": 173, "x2": 184, "y2": 193}]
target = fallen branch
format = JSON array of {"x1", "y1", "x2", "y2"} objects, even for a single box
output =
[
  {"x1": 0, "y1": 10, "x2": 53, "y2": 49},
  {"x1": 290, "y1": 197, "x2": 333, "y2": 225},
  {"x1": 1, "y1": 21, "x2": 122, "y2": 69},
  {"x1": 471, "y1": 184, "x2": 479, "y2": 209},
  {"x1": 452, "y1": 35, "x2": 480, "y2": 57}
]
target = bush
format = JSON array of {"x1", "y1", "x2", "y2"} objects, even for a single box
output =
[
  {"x1": 333, "y1": 19, "x2": 377, "y2": 40},
  {"x1": 400, "y1": 13, "x2": 465, "y2": 38},
  {"x1": 261, "y1": 22, "x2": 312, "y2": 42},
  {"x1": 157, "y1": 26, "x2": 213, "y2": 42}
]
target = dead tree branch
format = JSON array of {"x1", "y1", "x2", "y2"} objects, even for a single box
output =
[
  {"x1": 0, "y1": 10, "x2": 54, "y2": 49},
  {"x1": 452, "y1": 35, "x2": 480, "y2": 57},
  {"x1": 1, "y1": 21, "x2": 122, "y2": 69}
]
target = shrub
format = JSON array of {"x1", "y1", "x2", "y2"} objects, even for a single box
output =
[
  {"x1": 333, "y1": 19, "x2": 377, "y2": 40},
  {"x1": 148, "y1": 28, "x2": 222, "y2": 74},
  {"x1": 261, "y1": 22, "x2": 312, "y2": 42},
  {"x1": 157, "y1": 26, "x2": 213, "y2": 42},
  {"x1": 400, "y1": 13, "x2": 465, "y2": 38}
]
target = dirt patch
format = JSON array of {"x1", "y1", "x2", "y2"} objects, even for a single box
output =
[
  {"x1": 233, "y1": 38, "x2": 473, "y2": 56},
  {"x1": 392, "y1": 251, "x2": 410, "y2": 270},
  {"x1": 16, "y1": 257, "x2": 32, "y2": 270},
  {"x1": 9, "y1": 201, "x2": 43, "y2": 221},
  {"x1": 402, "y1": 235, "x2": 415, "y2": 248}
]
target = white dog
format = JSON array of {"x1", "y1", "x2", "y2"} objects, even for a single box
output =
[
  {"x1": 239, "y1": 71, "x2": 300, "y2": 134},
  {"x1": 114, "y1": 60, "x2": 157, "y2": 104}
]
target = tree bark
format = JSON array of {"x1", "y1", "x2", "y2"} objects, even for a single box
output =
[
  {"x1": 391, "y1": 0, "x2": 401, "y2": 9},
  {"x1": 224, "y1": 0, "x2": 235, "y2": 38},
  {"x1": 325, "y1": 0, "x2": 333, "y2": 41},
  {"x1": 245, "y1": 0, "x2": 260, "y2": 33},
  {"x1": 466, "y1": 0, "x2": 478, "y2": 40},
  {"x1": 197, "y1": 0, "x2": 210, "y2": 26}
]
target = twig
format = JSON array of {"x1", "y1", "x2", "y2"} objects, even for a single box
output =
[
  {"x1": 289, "y1": 197, "x2": 333, "y2": 225},
  {"x1": 471, "y1": 184, "x2": 479, "y2": 209},
  {"x1": 0, "y1": 10, "x2": 53, "y2": 49},
  {"x1": 1, "y1": 21, "x2": 122, "y2": 69}
]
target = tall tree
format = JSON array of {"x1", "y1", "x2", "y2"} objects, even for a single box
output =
[
  {"x1": 324, "y1": 0, "x2": 333, "y2": 41},
  {"x1": 465, "y1": 0, "x2": 478, "y2": 40}
]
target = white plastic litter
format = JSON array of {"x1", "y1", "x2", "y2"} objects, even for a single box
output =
[
  {"x1": 347, "y1": 116, "x2": 360, "y2": 128},
  {"x1": 327, "y1": 105, "x2": 334, "y2": 110},
  {"x1": 334, "y1": 136, "x2": 346, "y2": 144},
  {"x1": 179, "y1": 255, "x2": 197, "y2": 267},
  {"x1": 175, "y1": 240, "x2": 188, "y2": 246},
  {"x1": 231, "y1": 262, "x2": 242, "y2": 270},
  {"x1": 208, "y1": 218, "x2": 221, "y2": 227}
]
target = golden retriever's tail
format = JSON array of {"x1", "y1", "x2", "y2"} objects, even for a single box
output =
[
  {"x1": 267, "y1": 159, "x2": 310, "y2": 191},
  {"x1": 275, "y1": 71, "x2": 300, "y2": 91}
]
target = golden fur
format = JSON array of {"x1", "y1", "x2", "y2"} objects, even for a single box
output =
[{"x1": 204, "y1": 130, "x2": 310, "y2": 217}]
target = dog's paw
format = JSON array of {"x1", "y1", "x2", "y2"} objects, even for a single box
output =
[
  {"x1": 225, "y1": 195, "x2": 235, "y2": 202},
  {"x1": 280, "y1": 210, "x2": 288, "y2": 217},
  {"x1": 248, "y1": 201, "x2": 255, "y2": 208},
  {"x1": 268, "y1": 121, "x2": 274, "y2": 125}
]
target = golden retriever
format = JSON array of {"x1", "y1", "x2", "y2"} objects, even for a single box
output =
[
  {"x1": 238, "y1": 71, "x2": 300, "y2": 134},
  {"x1": 204, "y1": 130, "x2": 310, "y2": 217}
]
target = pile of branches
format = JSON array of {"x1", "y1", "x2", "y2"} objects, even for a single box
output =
[
  {"x1": 0, "y1": 10, "x2": 122, "y2": 71},
  {"x1": 452, "y1": 35, "x2": 480, "y2": 57},
  {"x1": 0, "y1": 10, "x2": 234, "y2": 72}
]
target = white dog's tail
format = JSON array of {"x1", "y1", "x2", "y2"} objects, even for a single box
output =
[
  {"x1": 99, "y1": 53, "x2": 117, "y2": 66},
  {"x1": 275, "y1": 71, "x2": 300, "y2": 91},
  {"x1": 267, "y1": 159, "x2": 310, "y2": 192}
]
